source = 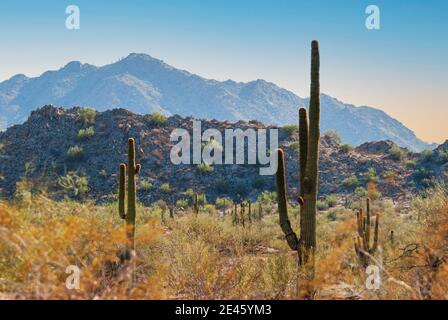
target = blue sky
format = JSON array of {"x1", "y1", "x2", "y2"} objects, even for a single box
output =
[{"x1": 0, "y1": 0, "x2": 447, "y2": 142}]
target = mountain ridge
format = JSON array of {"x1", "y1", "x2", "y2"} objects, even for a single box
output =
[{"x1": 0, "y1": 53, "x2": 436, "y2": 151}]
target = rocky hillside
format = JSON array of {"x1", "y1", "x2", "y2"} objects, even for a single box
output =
[
  {"x1": 0, "y1": 106, "x2": 445, "y2": 206},
  {"x1": 0, "y1": 53, "x2": 435, "y2": 151}
]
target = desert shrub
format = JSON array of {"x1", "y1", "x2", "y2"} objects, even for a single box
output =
[
  {"x1": 0, "y1": 143, "x2": 5, "y2": 154},
  {"x1": 317, "y1": 199, "x2": 329, "y2": 211},
  {"x1": 326, "y1": 194, "x2": 338, "y2": 207},
  {"x1": 196, "y1": 163, "x2": 214, "y2": 174},
  {"x1": 388, "y1": 144, "x2": 406, "y2": 161},
  {"x1": 420, "y1": 150, "x2": 433, "y2": 162},
  {"x1": 215, "y1": 197, "x2": 233, "y2": 209},
  {"x1": 383, "y1": 170, "x2": 398, "y2": 182},
  {"x1": 66, "y1": 145, "x2": 85, "y2": 161},
  {"x1": 342, "y1": 175, "x2": 359, "y2": 188},
  {"x1": 77, "y1": 127, "x2": 95, "y2": 140},
  {"x1": 146, "y1": 112, "x2": 167, "y2": 125},
  {"x1": 323, "y1": 130, "x2": 342, "y2": 144},
  {"x1": 159, "y1": 183, "x2": 171, "y2": 193},
  {"x1": 185, "y1": 188, "x2": 194, "y2": 198},
  {"x1": 340, "y1": 144, "x2": 353, "y2": 153},
  {"x1": 140, "y1": 179, "x2": 153, "y2": 191},
  {"x1": 407, "y1": 185, "x2": 448, "y2": 298},
  {"x1": 354, "y1": 186, "x2": 367, "y2": 197},
  {"x1": 434, "y1": 150, "x2": 448, "y2": 165},
  {"x1": 326, "y1": 209, "x2": 338, "y2": 221},
  {"x1": 0, "y1": 196, "x2": 164, "y2": 299},
  {"x1": 77, "y1": 107, "x2": 96, "y2": 126},
  {"x1": 405, "y1": 160, "x2": 417, "y2": 169},
  {"x1": 202, "y1": 204, "x2": 216, "y2": 215},
  {"x1": 364, "y1": 168, "x2": 379, "y2": 183},
  {"x1": 176, "y1": 198, "x2": 189, "y2": 208},
  {"x1": 57, "y1": 173, "x2": 89, "y2": 199},
  {"x1": 257, "y1": 191, "x2": 276, "y2": 206},
  {"x1": 414, "y1": 168, "x2": 435, "y2": 188},
  {"x1": 281, "y1": 124, "x2": 298, "y2": 137}
]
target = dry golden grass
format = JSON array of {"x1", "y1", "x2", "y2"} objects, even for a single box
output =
[
  {"x1": 1, "y1": 185, "x2": 447, "y2": 300},
  {"x1": 0, "y1": 196, "x2": 165, "y2": 299}
]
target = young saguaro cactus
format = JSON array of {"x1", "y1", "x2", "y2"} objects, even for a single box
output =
[
  {"x1": 193, "y1": 193, "x2": 199, "y2": 215},
  {"x1": 354, "y1": 198, "x2": 380, "y2": 267},
  {"x1": 119, "y1": 138, "x2": 141, "y2": 259},
  {"x1": 276, "y1": 40, "x2": 320, "y2": 269}
]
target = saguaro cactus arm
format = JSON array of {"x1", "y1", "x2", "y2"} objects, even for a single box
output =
[
  {"x1": 276, "y1": 149, "x2": 300, "y2": 250},
  {"x1": 119, "y1": 163, "x2": 127, "y2": 219},
  {"x1": 298, "y1": 107, "x2": 308, "y2": 206}
]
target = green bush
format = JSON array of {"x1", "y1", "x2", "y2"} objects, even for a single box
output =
[
  {"x1": 405, "y1": 160, "x2": 417, "y2": 169},
  {"x1": 77, "y1": 127, "x2": 95, "y2": 140},
  {"x1": 185, "y1": 188, "x2": 194, "y2": 198},
  {"x1": 66, "y1": 145, "x2": 85, "y2": 161},
  {"x1": 323, "y1": 130, "x2": 342, "y2": 144},
  {"x1": 383, "y1": 170, "x2": 398, "y2": 182},
  {"x1": 196, "y1": 163, "x2": 214, "y2": 174},
  {"x1": 78, "y1": 108, "x2": 96, "y2": 126},
  {"x1": 388, "y1": 144, "x2": 405, "y2": 161},
  {"x1": 281, "y1": 124, "x2": 299, "y2": 137},
  {"x1": 57, "y1": 173, "x2": 89, "y2": 199},
  {"x1": 326, "y1": 209, "x2": 338, "y2": 221},
  {"x1": 140, "y1": 179, "x2": 153, "y2": 191},
  {"x1": 364, "y1": 168, "x2": 379, "y2": 183},
  {"x1": 435, "y1": 150, "x2": 448, "y2": 165},
  {"x1": 317, "y1": 200, "x2": 329, "y2": 211},
  {"x1": 354, "y1": 186, "x2": 367, "y2": 197},
  {"x1": 176, "y1": 198, "x2": 189, "y2": 208},
  {"x1": 340, "y1": 144, "x2": 353, "y2": 153},
  {"x1": 326, "y1": 194, "x2": 338, "y2": 207},
  {"x1": 146, "y1": 111, "x2": 167, "y2": 125},
  {"x1": 202, "y1": 204, "x2": 216, "y2": 215},
  {"x1": 159, "y1": 183, "x2": 171, "y2": 193},
  {"x1": 420, "y1": 150, "x2": 433, "y2": 162},
  {"x1": 342, "y1": 175, "x2": 359, "y2": 188},
  {"x1": 215, "y1": 197, "x2": 233, "y2": 209},
  {"x1": 0, "y1": 143, "x2": 5, "y2": 154},
  {"x1": 257, "y1": 191, "x2": 277, "y2": 206}
]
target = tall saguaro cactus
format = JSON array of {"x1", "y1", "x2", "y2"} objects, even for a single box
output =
[
  {"x1": 276, "y1": 40, "x2": 320, "y2": 271},
  {"x1": 354, "y1": 198, "x2": 380, "y2": 267},
  {"x1": 119, "y1": 138, "x2": 141, "y2": 260}
]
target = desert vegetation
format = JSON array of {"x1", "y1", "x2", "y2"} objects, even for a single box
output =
[{"x1": 0, "y1": 41, "x2": 446, "y2": 301}]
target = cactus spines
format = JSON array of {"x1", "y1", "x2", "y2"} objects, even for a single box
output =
[
  {"x1": 354, "y1": 198, "x2": 380, "y2": 267},
  {"x1": 118, "y1": 138, "x2": 141, "y2": 259},
  {"x1": 275, "y1": 41, "x2": 320, "y2": 270}
]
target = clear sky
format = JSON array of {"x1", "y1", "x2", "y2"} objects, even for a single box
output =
[{"x1": 0, "y1": 0, "x2": 447, "y2": 143}]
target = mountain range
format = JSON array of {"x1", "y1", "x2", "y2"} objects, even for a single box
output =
[{"x1": 0, "y1": 53, "x2": 435, "y2": 151}]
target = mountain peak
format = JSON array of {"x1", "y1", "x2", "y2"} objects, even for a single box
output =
[
  {"x1": 122, "y1": 53, "x2": 163, "y2": 63},
  {"x1": 60, "y1": 61, "x2": 94, "y2": 73}
]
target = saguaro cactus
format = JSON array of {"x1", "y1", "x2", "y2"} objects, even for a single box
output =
[
  {"x1": 354, "y1": 198, "x2": 380, "y2": 267},
  {"x1": 276, "y1": 40, "x2": 320, "y2": 271},
  {"x1": 119, "y1": 138, "x2": 141, "y2": 260},
  {"x1": 193, "y1": 193, "x2": 199, "y2": 214}
]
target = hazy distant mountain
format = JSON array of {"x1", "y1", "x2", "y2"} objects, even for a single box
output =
[{"x1": 0, "y1": 53, "x2": 435, "y2": 151}]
